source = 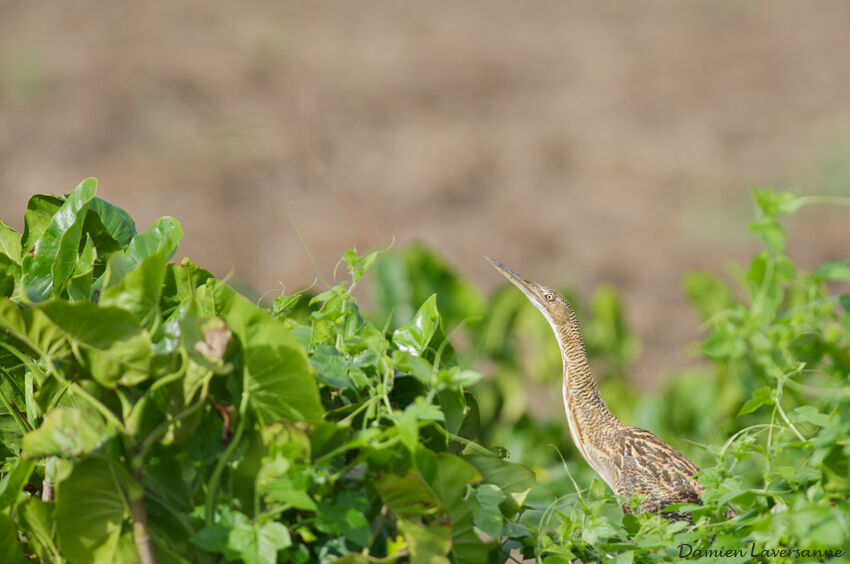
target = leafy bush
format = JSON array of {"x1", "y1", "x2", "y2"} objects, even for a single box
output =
[
  {"x1": 0, "y1": 179, "x2": 533, "y2": 563},
  {"x1": 1, "y1": 180, "x2": 848, "y2": 563}
]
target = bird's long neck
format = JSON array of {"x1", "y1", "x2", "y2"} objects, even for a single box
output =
[{"x1": 551, "y1": 305, "x2": 622, "y2": 461}]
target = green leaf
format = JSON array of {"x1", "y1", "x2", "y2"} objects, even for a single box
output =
[
  {"x1": 55, "y1": 457, "x2": 131, "y2": 564},
  {"x1": 0, "y1": 297, "x2": 68, "y2": 359},
  {"x1": 67, "y1": 234, "x2": 96, "y2": 301},
  {"x1": 190, "y1": 524, "x2": 230, "y2": 554},
  {"x1": 125, "y1": 216, "x2": 183, "y2": 268},
  {"x1": 0, "y1": 513, "x2": 24, "y2": 562},
  {"x1": 792, "y1": 405, "x2": 830, "y2": 427},
  {"x1": 40, "y1": 301, "x2": 152, "y2": 387},
  {"x1": 397, "y1": 518, "x2": 451, "y2": 564},
  {"x1": 22, "y1": 407, "x2": 109, "y2": 458},
  {"x1": 208, "y1": 281, "x2": 322, "y2": 422},
  {"x1": 738, "y1": 397, "x2": 764, "y2": 416},
  {"x1": 464, "y1": 455, "x2": 535, "y2": 512},
  {"x1": 0, "y1": 253, "x2": 20, "y2": 298},
  {"x1": 375, "y1": 469, "x2": 439, "y2": 518},
  {"x1": 310, "y1": 344, "x2": 352, "y2": 389},
  {"x1": 0, "y1": 220, "x2": 21, "y2": 264},
  {"x1": 316, "y1": 491, "x2": 371, "y2": 548},
  {"x1": 227, "y1": 521, "x2": 292, "y2": 564},
  {"x1": 393, "y1": 350, "x2": 434, "y2": 384},
  {"x1": 396, "y1": 401, "x2": 445, "y2": 454},
  {"x1": 0, "y1": 457, "x2": 36, "y2": 511},
  {"x1": 472, "y1": 484, "x2": 506, "y2": 538},
  {"x1": 21, "y1": 194, "x2": 63, "y2": 254},
  {"x1": 18, "y1": 497, "x2": 62, "y2": 562},
  {"x1": 747, "y1": 217, "x2": 786, "y2": 253},
  {"x1": 752, "y1": 188, "x2": 802, "y2": 218},
  {"x1": 393, "y1": 294, "x2": 440, "y2": 356},
  {"x1": 343, "y1": 247, "x2": 380, "y2": 284},
  {"x1": 739, "y1": 386, "x2": 774, "y2": 416},
  {"x1": 87, "y1": 197, "x2": 136, "y2": 248},
  {"x1": 21, "y1": 178, "x2": 97, "y2": 300},
  {"x1": 99, "y1": 249, "x2": 167, "y2": 328},
  {"x1": 815, "y1": 259, "x2": 850, "y2": 281}
]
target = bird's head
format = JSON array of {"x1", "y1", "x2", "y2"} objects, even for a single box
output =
[{"x1": 485, "y1": 256, "x2": 573, "y2": 330}]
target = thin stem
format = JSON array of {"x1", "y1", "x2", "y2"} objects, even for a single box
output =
[
  {"x1": 773, "y1": 376, "x2": 806, "y2": 442},
  {"x1": 131, "y1": 468, "x2": 158, "y2": 564},
  {"x1": 205, "y1": 385, "x2": 250, "y2": 526},
  {"x1": 337, "y1": 398, "x2": 375, "y2": 427},
  {"x1": 42, "y1": 457, "x2": 56, "y2": 502},
  {"x1": 797, "y1": 195, "x2": 850, "y2": 207}
]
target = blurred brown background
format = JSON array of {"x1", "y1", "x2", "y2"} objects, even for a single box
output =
[{"x1": 2, "y1": 1, "x2": 849, "y2": 387}]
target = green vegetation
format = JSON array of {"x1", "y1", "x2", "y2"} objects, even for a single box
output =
[{"x1": 0, "y1": 180, "x2": 848, "y2": 563}]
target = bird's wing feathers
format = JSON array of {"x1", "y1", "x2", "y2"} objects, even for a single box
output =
[{"x1": 612, "y1": 426, "x2": 703, "y2": 512}]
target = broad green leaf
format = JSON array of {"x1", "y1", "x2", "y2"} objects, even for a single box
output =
[
  {"x1": 163, "y1": 258, "x2": 215, "y2": 308},
  {"x1": 0, "y1": 220, "x2": 21, "y2": 263},
  {"x1": 738, "y1": 397, "x2": 764, "y2": 416},
  {"x1": 792, "y1": 405, "x2": 830, "y2": 427},
  {"x1": 472, "y1": 483, "x2": 506, "y2": 539},
  {"x1": 0, "y1": 457, "x2": 35, "y2": 511},
  {"x1": 310, "y1": 344, "x2": 351, "y2": 389},
  {"x1": 464, "y1": 455, "x2": 535, "y2": 512},
  {"x1": 55, "y1": 457, "x2": 131, "y2": 564},
  {"x1": 227, "y1": 521, "x2": 292, "y2": 564},
  {"x1": 40, "y1": 301, "x2": 151, "y2": 387},
  {"x1": 316, "y1": 491, "x2": 371, "y2": 548},
  {"x1": 393, "y1": 350, "x2": 433, "y2": 384},
  {"x1": 100, "y1": 249, "x2": 167, "y2": 328},
  {"x1": 437, "y1": 388, "x2": 466, "y2": 435},
  {"x1": 207, "y1": 281, "x2": 322, "y2": 422},
  {"x1": 125, "y1": 216, "x2": 183, "y2": 268},
  {"x1": 0, "y1": 253, "x2": 20, "y2": 297},
  {"x1": 0, "y1": 513, "x2": 24, "y2": 562},
  {"x1": 87, "y1": 197, "x2": 136, "y2": 248},
  {"x1": 67, "y1": 234, "x2": 96, "y2": 301},
  {"x1": 21, "y1": 194, "x2": 63, "y2": 253},
  {"x1": 21, "y1": 178, "x2": 97, "y2": 300},
  {"x1": 0, "y1": 297, "x2": 68, "y2": 359},
  {"x1": 815, "y1": 259, "x2": 850, "y2": 281},
  {"x1": 375, "y1": 469, "x2": 439, "y2": 518},
  {"x1": 190, "y1": 524, "x2": 230, "y2": 554},
  {"x1": 19, "y1": 497, "x2": 62, "y2": 562},
  {"x1": 396, "y1": 401, "x2": 445, "y2": 454},
  {"x1": 256, "y1": 453, "x2": 316, "y2": 511},
  {"x1": 393, "y1": 293, "x2": 439, "y2": 356},
  {"x1": 22, "y1": 407, "x2": 108, "y2": 458},
  {"x1": 397, "y1": 518, "x2": 451, "y2": 564}
]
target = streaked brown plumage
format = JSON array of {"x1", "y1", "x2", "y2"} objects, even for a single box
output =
[{"x1": 486, "y1": 257, "x2": 703, "y2": 518}]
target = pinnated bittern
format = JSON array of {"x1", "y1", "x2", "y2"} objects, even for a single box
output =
[{"x1": 486, "y1": 257, "x2": 703, "y2": 518}]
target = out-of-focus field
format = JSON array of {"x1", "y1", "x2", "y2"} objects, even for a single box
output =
[{"x1": 2, "y1": 1, "x2": 849, "y2": 387}]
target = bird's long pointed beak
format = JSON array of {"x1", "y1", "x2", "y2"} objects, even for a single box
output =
[{"x1": 485, "y1": 256, "x2": 548, "y2": 306}]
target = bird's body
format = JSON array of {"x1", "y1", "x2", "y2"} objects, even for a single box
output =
[{"x1": 486, "y1": 257, "x2": 703, "y2": 518}]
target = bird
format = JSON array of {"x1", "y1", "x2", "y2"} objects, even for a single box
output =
[{"x1": 486, "y1": 256, "x2": 703, "y2": 519}]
